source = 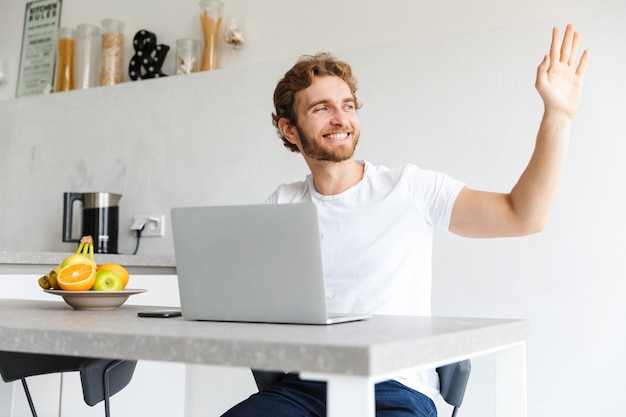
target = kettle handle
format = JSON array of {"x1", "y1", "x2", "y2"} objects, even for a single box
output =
[{"x1": 62, "y1": 192, "x2": 84, "y2": 243}]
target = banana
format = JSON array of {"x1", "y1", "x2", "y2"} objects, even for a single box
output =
[
  {"x1": 61, "y1": 236, "x2": 96, "y2": 268},
  {"x1": 47, "y1": 267, "x2": 60, "y2": 289},
  {"x1": 37, "y1": 265, "x2": 62, "y2": 290},
  {"x1": 39, "y1": 236, "x2": 93, "y2": 290},
  {"x1": 38, "y1": 275, "x2": 51, "y2": 289}
]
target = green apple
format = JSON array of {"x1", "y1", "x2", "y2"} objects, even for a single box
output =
[{"x1": 92, "y1": 270, "x2": 124, "y2": 291}]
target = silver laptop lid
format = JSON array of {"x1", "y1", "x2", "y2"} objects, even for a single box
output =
[{"x1": 171, "y1": 203, "x2": 333, "y2": 324}]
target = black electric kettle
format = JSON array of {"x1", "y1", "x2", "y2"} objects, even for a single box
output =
[{"x1": 63, "y1": 192, "x2": 122, "y2": 253}]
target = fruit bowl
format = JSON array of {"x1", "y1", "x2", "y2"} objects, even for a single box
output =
[{"x1": 44, "y1": 289, "x2": 147, "y2": 311}]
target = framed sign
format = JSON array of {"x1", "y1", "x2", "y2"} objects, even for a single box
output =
[{"x1": 16, "y1": 0, "x2": 62, "y2": 97}]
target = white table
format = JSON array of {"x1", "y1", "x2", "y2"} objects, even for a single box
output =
[{"x1": 0, "y1": 299, "x2": 528, "y2": 417}]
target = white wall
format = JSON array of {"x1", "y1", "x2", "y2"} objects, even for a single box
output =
[
  {"x1": 2, "y1": 1, "x2": 626, "y2": 417},
  {"x1": 1, "y1": 0, "x2": 624, "y2": 100}
]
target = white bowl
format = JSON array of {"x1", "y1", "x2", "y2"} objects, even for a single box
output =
[{"x1": 44, "y1": 289, "x2": 147, "y2": 310}]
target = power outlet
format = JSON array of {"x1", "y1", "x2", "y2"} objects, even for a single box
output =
[{"x1": 132, "y1": 215, "x2": 165, "y2": 237}]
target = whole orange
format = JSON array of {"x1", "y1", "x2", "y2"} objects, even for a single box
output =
[{"x1": 96, "y1": 263, "x2": 130, "y2": 288}]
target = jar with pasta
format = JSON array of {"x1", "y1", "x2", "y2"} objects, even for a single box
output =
[
  {"x1": 199, "y1": 0, "x2": 223, "y2": 71},
  {"x1": 55, "y1": 27, "x2": 76, "y2": 92},
  {"x1": 100, "y1": 19, "x2": 125, "y2": 85}
]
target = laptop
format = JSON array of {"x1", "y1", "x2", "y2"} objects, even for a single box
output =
[{"x1": 170, "y1": 203, "x2": 371, "y2": 325}]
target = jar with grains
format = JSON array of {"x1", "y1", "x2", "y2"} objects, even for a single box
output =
[
  {"x1": 55, "y1": 27, "x2": 76, "y2": 92},
  {"x1": 100, "y1": 19, "x2": 125, "y2": 86},
  {"x1": 75, "y1": 24, "x2": 101, "y2": 89},
  {"x1": 199, "y1": 0, "x2": 223, "y2": 71}
]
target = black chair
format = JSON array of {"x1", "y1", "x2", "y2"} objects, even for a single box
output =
[
  {"x1": 436, "y1": 360, "x2": 471, "y2": 417},
  {"x1": 252, "y1": 360, "x2": 471, "y2": 417},
  {"x1": 0, "y1": 351, "x2": 136, "y2": 417}
]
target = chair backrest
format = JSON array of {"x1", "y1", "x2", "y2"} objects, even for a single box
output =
[
  {"x1": 0, "y1": 351, "x2": 137, "y2": 417},
  {"x1": 436, "y1": 360, "x2": 471, "y2": 416},
  {"x1": 80, "y1": 359, "x2": 137, "y2": 406},
  {"x1": 252, "y1": 369, "x2": 285, "y2": 390},
  {"x1": 0, "y1": 351, "x2": 86, "y2": 382}
]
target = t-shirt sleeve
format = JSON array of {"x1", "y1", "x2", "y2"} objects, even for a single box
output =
[
  {"x1": 265, "y1": 180, "x2": 309, "y2": 205},
  {"x1": 404, "y1": 166, "x2": 465, "y2": 230}
]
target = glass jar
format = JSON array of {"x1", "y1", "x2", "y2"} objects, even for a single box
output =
[
  {"x1": 175, "y1": 39, "x2": 201, "y2": 74},
  {"x1": 223, "y1": 14, "x2": 246, "y2": 67},
  {"x1": 199, "y1": 0, "x2": 223, "y2": 71},
  {"x1": 75, "y1": 24, "x2": 101, "y2": 89},
  {"x1": 100, "y1": 19, "x2": 125, "y2": 86},
  {"x1": 55, "y1": 27, "x2": 76, "y2": 92},
  {"x1": 0, "y1": 59, "x2": 8, "y2": 89}
]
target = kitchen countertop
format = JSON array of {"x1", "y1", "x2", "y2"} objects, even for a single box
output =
[{"x1": 0, "y1": 251, "x2": 176, "y2": 275}]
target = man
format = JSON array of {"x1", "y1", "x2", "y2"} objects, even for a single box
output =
[{"x1": 222, "y1": 24, "x2": 589, "y2": 417}]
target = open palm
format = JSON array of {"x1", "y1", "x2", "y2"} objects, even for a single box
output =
[{"x1": 535, "y1": 24, "x2": 590, "y2": 119}]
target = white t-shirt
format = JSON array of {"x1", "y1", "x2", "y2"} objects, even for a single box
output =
[{"x1": 266, "y1": 160, "x2": 465, "y2": 398}]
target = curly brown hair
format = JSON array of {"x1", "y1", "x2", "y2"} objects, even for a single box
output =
[{"x1": 272, "y1": 53, "x2": 362, "y2": 153}]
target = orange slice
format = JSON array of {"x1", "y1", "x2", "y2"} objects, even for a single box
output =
[
  {"x1": 96, "y1": 263, "x2": 130, "y2": 288},
  {"x1": 57, "y1": 263, "x2": 96, "y2": 291}
]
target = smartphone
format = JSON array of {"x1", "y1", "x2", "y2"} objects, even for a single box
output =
[{"x1": 138, "y1": 310, "x2": 182, "y2": 318}]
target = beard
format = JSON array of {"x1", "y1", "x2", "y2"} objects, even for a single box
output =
[{"x1": 295, "y1": 124, "x2": 359, "y2": 163}]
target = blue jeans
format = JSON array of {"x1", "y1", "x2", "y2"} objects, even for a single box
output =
[{"x1": 221, "y1": 373, "x2": 437, "y2": 417}]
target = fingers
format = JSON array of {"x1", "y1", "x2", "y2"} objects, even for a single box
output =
[
  {"x1": 549, "y1": 26, "x2": 560, "y2": 65},
  {"x1": 559, "y1": 24, "x2": 575, "y2": 63},
  {"x1": 535, "y1": 54, "x2": 550, "y2": 87},
  {"x1": 548, "y1": 24, "x2": 589, "y2": 76},
  {"x1": 537, "y1": 54, "x2": 549, "y2": 73},
  {"x1": 576, "y1": 49, "x2": 590, "y2": 78},
  {"x1": 568, "y1": 31, "x2": 580, "y2": 67}
]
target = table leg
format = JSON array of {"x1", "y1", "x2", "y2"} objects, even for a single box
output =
[
  {"x1": 495, "y1": 341, "x2": 527, "y2": 417},
  {"x1": 0, "y1": 380, "x2": 13, "y2": 417},
  {"x1": 301, "y1": 373, "x2": 375, "y2": 417}
]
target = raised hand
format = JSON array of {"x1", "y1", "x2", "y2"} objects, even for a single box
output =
[{"x1": 535, "y1": 24, "x2": 590, "y2": 120}]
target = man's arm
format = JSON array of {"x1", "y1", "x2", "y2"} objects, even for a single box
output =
[{"x1": 449, "y1": 24, "x2": 590, "y2": 238}]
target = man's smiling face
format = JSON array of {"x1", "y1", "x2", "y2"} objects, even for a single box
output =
[{"x1": 288, "y1": 75, "x2": 360, "y2": 162}]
